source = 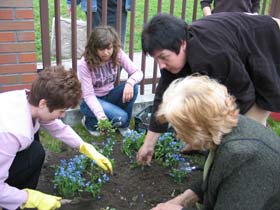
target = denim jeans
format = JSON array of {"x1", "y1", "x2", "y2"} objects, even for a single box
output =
[{"x1": 80, "y1": 82, "x2": 138, "y2": 131}]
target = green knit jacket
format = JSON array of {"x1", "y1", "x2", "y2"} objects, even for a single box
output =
[{"x1": 190, "y1": 115, "x2": 280, "y2": 210}]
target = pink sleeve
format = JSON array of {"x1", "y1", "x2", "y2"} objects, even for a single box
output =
[
  {"x1": 118, "y1": 50, "x2": 143, "y2": 86},
  {"x1": 78, "y1": 58, "x2": 106, "y2": 119},
  {"x1": 40, "y1": 119, "x2": 84, "y2": 148},
  {"x1": 0, "y1": 133, "x2": 28, "y2": 209}
]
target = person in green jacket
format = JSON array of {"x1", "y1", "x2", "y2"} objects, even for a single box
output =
[{"x1": 151, "y1": 75, "x2": 280, "y2": 210}]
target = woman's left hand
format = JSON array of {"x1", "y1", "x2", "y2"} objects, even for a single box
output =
[{"x1": 123, "y1": 83, "x2": 134, "y2": 103}]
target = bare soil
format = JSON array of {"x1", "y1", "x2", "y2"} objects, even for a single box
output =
[{"x1": 37, "y1": 139, "x2": 202, "y2": 210}]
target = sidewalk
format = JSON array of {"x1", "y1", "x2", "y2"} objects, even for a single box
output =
[{"x1": 42, "y1": 52, "x2": 159, "y2": 125}]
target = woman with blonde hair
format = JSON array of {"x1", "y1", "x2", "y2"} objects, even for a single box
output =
[{"x1": 152, "y1": 75, "x2": 280, "y2": 210}]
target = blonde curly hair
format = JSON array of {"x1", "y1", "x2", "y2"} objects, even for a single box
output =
[{"x1": 156, "y1": 75, "x2": 239, "y2": 150}]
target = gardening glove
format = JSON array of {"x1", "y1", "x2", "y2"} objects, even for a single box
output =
[
  {"x1": 79, "y1": 142, "x2": 113, "y2": 174},
  {"x1": 21, "y1": 188, "x2": 61, "y2": 210}
]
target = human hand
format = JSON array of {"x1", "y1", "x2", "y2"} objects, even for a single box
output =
[
  {"x1": 136, "y1": 143, "x2": 154, "y2": 165},
  {"x1": 122, "y1": 82, "x2": 134, "y2": 103},
  {"x1": 79, "y1": 142, "x2": 113, "y2": 174},
  {"x1": 150, "y1": 202, "x2": 183, "y2": 210},
  {"x1": 21, "y1": 189, "x2": 61, "y2": 210}
]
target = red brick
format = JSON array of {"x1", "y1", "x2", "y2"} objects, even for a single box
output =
[
  {"x1": 0, "y1": 21, "x2": 34, "y2": 31},
  {"x1": 0, "y1": 32, "x2": 15, "y2": 42},
  {"x1": 17, "y1": 31, "x2": 35, "y2": 42},
  {"x1": 0, "y1": 43, "x2": 35, "y2": 53},
  {"x1": 0, "y1": 83, "x2": 32, "y2": 93},
  {"x1": 16, "y1": 9, "x2": 33, "y2": 19},
  {"x1": 0, "y1": 0, "x2": 33, "y2": 8},
  {"x1": 21, "y1": 73, "x2": 38, "y2": 83},
  {"x1": 0, "y1": 9, "x2": 13, "y2": 20},
  {"x1": 19, "y1": 53, "x2": 36, "y2": 63},
  {"x1": 0, "y1": 54, "x2": 17, "y2": 64},
  {"x1": 0, "y1": 74, "x2": 19, "y2": 84},
  {"x1": 0, "y1": 63, "x2": 37, "y2": 74}
]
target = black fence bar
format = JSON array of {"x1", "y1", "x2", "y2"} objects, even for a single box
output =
[
  {"x1": 181, "y1": 0, "x2": 187, "y2": 20},
  {"x1": 102, "y1": 0, "x2": 108, "y2": 25},
  {"x1": 71, "y1": 0, "x2": 77, "y2": 72},
  {"x1": 128, "y1": 0, "x2": 136, "y2": 60},
  {"x1": 116, "y1": 0, "x2": 122, "y2": 39},
  {"x1": 192, "y1": 0, "x2": 198, "y2": 21},
  {"x1": 269, "y1": 0, "x2": 280, "y2": 17},
  {"x1": 140, "y1": 0, "x2": 150, "y2": 95},
  {"x1": 54, "y1": 0, "x2": 62, "y2": 66},
  {"x1": 86, "y1": 0, "x2": 92, "y2": 38},
  {"x1": 170, "y1": 0, "x2": 175, "y2": 15},
  {"x1": 39, "y1": 0, "x2": 50, "y2": 68}
]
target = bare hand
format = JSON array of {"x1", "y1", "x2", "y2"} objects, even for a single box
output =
[
  {"x1": 122, "y1": 83, "x2": 133, "y2": 103},
  {"x1": 136, "y1": 144, "x2": 154, "y2": 165},
  {"x1": 150, "y1": 203, "x2": 183, "y2": 210}
]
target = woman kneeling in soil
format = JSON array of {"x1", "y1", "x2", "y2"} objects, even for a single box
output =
[
  {"x1": 152, "y1": 75, "x2": 280, "y2": 210},
  {"x1": 0, "y1": 66, "x2": 112, "y2": 210}
]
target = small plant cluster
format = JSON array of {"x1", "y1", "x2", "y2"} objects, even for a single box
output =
[
  {"x1": 122, "y1": 131, "x2": 195, "y2": 183},
  {"x1": 96, "y1": 119, "x2": 116, "y2": 137},
  {"x1": 53, "y1": 138, "x2": 115, "y2": 198}
]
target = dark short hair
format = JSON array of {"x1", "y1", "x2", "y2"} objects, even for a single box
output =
[
  {"x1": 28, "y1": 66, "x2": 82, "y2": 112},
  {"x1": 141, "y1": 13, "x2": 188, "y2": 56}
]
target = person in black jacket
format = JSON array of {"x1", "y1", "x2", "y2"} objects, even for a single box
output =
[
  {"x1": 151, "y1": 75, "x2": 280, "y2": 210},
  {"x1": 136, "y1": 12, "x2": 280, "y2": 165},
  {"x1": 200, "y1": 0, "x2": 260, "y2": 16}
]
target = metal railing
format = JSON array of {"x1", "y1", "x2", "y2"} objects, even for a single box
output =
[{"x1": 38, "y1": 0, "x2": 276, "y2": 95}]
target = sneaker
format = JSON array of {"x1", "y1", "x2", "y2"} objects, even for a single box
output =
[
  {"x1": 118, "y1": 127, "x2": 133, "y2": 137},
  {"x1": 81, "y1": 117, "x2": 100, "y2": 137}
]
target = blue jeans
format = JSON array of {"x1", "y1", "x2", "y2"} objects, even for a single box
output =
[
  {"x1": 80, "y1": 83, "x2": 138, "y2": 130},
  {"x1": 91, "y1": 0, "x2": 127, "y2": 48}
]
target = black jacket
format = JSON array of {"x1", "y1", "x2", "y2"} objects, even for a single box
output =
[{"x1": 149, "y1": 13, "x2": 280, "y2": 133}]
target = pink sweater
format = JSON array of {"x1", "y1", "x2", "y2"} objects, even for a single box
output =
[
  {"x1": 78, "y1": 49, "x2": 143, "y2": 119},
  {"x1": 0, "y1": 90, "x2": 84, "y2": 210}
]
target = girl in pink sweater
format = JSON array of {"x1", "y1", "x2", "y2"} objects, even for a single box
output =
[{"x1": 78, "y1": 26, "x2": 143, "y2": 136}]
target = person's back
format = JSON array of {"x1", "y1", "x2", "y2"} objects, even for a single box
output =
[
  {"x1": 200, "y1": 0, "x2": 260, "y2": 16},
  {"x1": 187, "y1": 12, "x2": 280, "y2": 114},
  {"x1": 203, "y1": 115, "x2": 280, "y2": 209}
]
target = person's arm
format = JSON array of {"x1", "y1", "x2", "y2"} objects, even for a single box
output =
[
  {"x1": 150, "y1": 189, "x2": 199, "y2": 210},
  {"x1": 40, "y1": 119, "x2": 112, "y2": 173},
  {"x1": 119, "y1": 49, "x2": 143, "y2": 86},
  {"x1": 166, "y1": 189, "x2": 199, "y2": 207},
  {"x1": 251, "y1": 0, "x2": 260, "y2": 14},
  {"x1": 202, "y1": 6, "x2": 212, "y2": 16},
  {"x1": 200, "y1": 0, "x2": 212, "y2": 16},
  {"x1": 136, "y1": 130, "x2": 161, "y2": 165},
  {"x1": 78, "y1": 58, "x2": 106, "y2": 119},
  {"x1": 118, "y1": 50, "x2": 143, "y2": 103}
]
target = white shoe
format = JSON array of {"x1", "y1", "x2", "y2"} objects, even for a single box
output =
[
  {"x1": 81, "y1": 117, "x2": 100, "y2": 137},
  {"x1": 118, "y1": 127, "x2": 133, "y2": 137}
]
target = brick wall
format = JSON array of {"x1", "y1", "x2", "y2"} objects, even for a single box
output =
[{"x1": 0, "y1": 0, "x2": 37, "y2": 92}]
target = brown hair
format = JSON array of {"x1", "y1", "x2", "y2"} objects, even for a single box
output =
[
  {"x1": 157, "y1": 75, "x2": 239, "y2": 150},
  {"x1": 83, "y1": 25, "x2": 120, "y2": 70},
  {"x1": 28, "y1": 66, "x2": 82, "y2": 112}
]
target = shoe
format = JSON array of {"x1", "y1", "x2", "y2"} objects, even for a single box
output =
[
  {"x1": 81, "y1": 117, "x2": 100, "y2": 137},
  {"x1": 118, "y1": 127, "x2": 133, "y2": 137}
]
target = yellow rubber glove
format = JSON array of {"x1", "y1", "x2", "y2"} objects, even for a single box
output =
[
  {"x1": 21, "y1": 189, "x2": 61, "y2": 210},
  {"x1": 79, "y1": 142, "x2": 113, "y2": 174}
]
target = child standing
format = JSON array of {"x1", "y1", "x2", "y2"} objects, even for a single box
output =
[{"x1": 78, "y1": 26, "x2": 143, "y2": 136}]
